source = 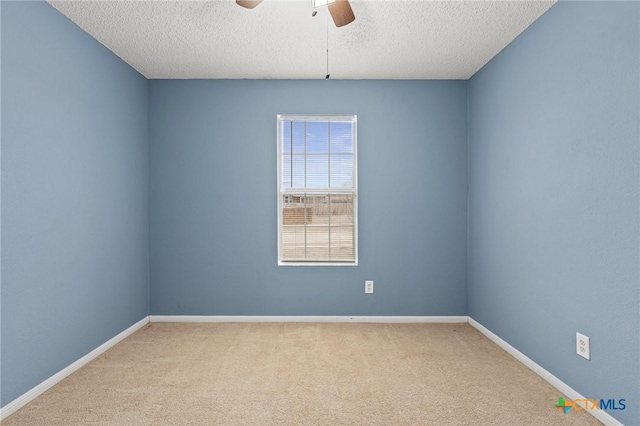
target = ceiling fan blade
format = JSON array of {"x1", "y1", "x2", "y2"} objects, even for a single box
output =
[
  {"x1": 328, "y1": 0, "x2": 355, "y2": 27},
  {"x1": 236, "y1": 0, "x2": 263, "y2": 9}
]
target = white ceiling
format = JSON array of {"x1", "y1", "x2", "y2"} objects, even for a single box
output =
[{"x1": 48, "y1": 0, "x2": 555, "y2": 80}]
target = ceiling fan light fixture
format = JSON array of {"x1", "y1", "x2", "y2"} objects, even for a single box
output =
[
  {"x1": 312, "y1": 0, "x2": 336, "y2": 9},
  {"x1": 236, "y1": 0, "x2": 354, "y2": 28}
]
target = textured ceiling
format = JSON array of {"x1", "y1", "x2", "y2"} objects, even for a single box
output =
[{"x1": 48, "y1": 0, "x2": 556, "y2": 80}]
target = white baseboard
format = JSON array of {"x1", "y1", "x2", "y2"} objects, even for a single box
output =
[
  {"x1": 468, "y1": 317, "x2": 623, "y2": 426},
  {"x1": 0, "y1": 316, "x2": 150, "y2": 421},
  {"x1": 149, "y1": 315, "x2": 469, "y2": 323}
]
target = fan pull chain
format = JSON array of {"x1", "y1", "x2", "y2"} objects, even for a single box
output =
[{"x1": 325, "y1": 11, "x2": 330, "y2": 79}]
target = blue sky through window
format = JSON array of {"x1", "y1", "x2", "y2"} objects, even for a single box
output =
[{"x1": 281, "y1": 119, "x2": 354, "y2": 189}]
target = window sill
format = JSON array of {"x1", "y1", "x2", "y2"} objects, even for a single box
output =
[{"x1": 278, "y1": 261, "x2": 358, "y2": 267}]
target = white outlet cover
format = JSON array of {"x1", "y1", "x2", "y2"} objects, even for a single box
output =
[
  {"x1": 576, "y1": 332, "x2": 590, "y2": 360},
  {"x1": 365, "y1": 280, "x2": 374, "y2": 294}
]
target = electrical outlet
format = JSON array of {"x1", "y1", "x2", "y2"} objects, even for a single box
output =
[
  {"x1": 576, "y1": 332, "x2": 590, "y2": 360},
  {"x1": 365, "y1": 280, "x2": 374, "y2": 294}
]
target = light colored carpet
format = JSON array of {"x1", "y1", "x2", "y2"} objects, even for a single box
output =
[{"x1": 5, "y1": 323, "x2": 601, "y2": 425}]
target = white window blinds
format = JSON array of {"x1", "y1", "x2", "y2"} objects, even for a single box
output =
[{"x1": 277, "y1": 115, "x2": 357, "y2": 265}]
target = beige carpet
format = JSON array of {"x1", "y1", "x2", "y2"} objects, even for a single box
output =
[{"x1": 5, "y1": 323, "x2": 601, "y2": 425}]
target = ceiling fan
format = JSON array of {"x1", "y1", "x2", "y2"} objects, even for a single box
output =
[{"x1": 236, "y1": 0, "x2": 356, "y2": 27}]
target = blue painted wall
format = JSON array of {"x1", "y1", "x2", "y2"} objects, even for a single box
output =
[
  {"x1": 149, "y1": 80, "x2": 468, "y2": 316},
  {"x1": 467, "y1": 2, "x2": 639, "y2": 424},
  {"x1": 1, "y1": 2, "x2": 149, "y2": 406}
]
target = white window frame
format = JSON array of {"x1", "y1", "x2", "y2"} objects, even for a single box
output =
[{"x1": 277, "y1": 114, "x2": 358, "y2": 266}]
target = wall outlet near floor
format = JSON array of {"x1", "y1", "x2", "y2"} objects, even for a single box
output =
[
  {"x1": 576, "y1": 332, "x2": 590, "y2": 360},
  {"x1": 365, "y1": 280, "x2": 374, "y2": 294}
]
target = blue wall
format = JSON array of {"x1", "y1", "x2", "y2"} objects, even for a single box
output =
[
  {"x1": 1, "y1": 2, "x2": 149, "y2": 406},
  {"x1": 149, "y1": 80, "x2": 468, "y2": 316},
  {"x1": 467, "y1": 2, "x2": 639, "y2": 424}
]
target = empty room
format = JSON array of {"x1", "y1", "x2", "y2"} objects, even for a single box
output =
[{"x1": 1, "y1": 0, "x2": 638, "y2": 425}]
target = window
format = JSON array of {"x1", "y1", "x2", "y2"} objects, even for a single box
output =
[{"x1": 277, "y1": 115, "x2": 357, "y2": 265}]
